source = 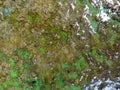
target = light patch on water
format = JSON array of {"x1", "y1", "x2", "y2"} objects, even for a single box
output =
[
  {"x1": 85, "y1": 77, "x2": 120, "y2": 90},
  {"x1": 97, "y1": 1, "x2": 110, "y2": 22},
  {"x1": 103, "y1": 0, "x2": 114, "y2": 5},
  {"x1": 113, "y1": 52, "x2": 119, "y2": 59},
  {"x1": 83, "y1": 5, "x2": 96, "y2": 33},
  {"x1": 91, "y1": 0, "x2": 100, "y2": 7},
  {"x1": 57, "y1": 1, "x2": 62, "y2": 7},
  {"x1": 103, "y1": 86, "x2": 117, "y2": 90},
  {"x1": 65, "y1": 9, "x2": 70, "y2": 20},
  {"x1": 75, "y1": 21, "x2": 80, "y2": 30},
  {"x1": 71, "y1": 3, "x2": 75, "y2": 10},
  {"x1": 91, "y1": 0, "x2": 120, "y2": 23},
  {"x1": 97, "y1": 12, "x2": 110, "y2": 22},
  {"x1": 71, "y1": 0, "x2": 76, "y2": 10}
]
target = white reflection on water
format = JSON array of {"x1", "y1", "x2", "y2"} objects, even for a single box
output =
[
  {"x1": 82, "y1": 5, "x2": 96, "y2": 33},
  {"x1": 85, "y1": 77, "x2": 120, "y2": 90}
]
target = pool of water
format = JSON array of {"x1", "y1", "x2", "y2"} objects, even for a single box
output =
[{"x1": 0, "y1": 0, "x2": 120, "y2": 89}]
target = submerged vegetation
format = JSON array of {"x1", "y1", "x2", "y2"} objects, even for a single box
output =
[{"x1": 0, "y1": 0, "x2": 120, "y2": 90}]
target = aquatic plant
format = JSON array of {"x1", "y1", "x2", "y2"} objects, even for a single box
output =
[
  {"x1": 74, "y1": 55, "x2": 89, "y2": 71},
  {"x1": 55, "y1": 72, "x2": 65, "y2": 89},
  {"x1": 39, "y1": 47, "x2": 46, "y2": 55},
  {"x1": 109, "y1": 33, "x2": 117, "y2": 45},
  {"x1": 39, "y1": 37, "x2": 46, "y2": 45},
  {"x1": 35, "y1": 16, "x2": 41, "y2": 24},
  {"x1": 105, "y1": 60, "x2": 113, "y2": 68},
  {"x1": 27, "y1": 15, "x2": 33, "y2": 23},
  {"x1": 68, "y1": 72, "x2": 78, "y2": 80},
  {"x1": 0, "y1": 0, "x2": 120, "y2": 89},
  {"x1": 16, "y1": 48, "x2": 32, "y2": 61},
  {"x1": 59, "y1": 31, "x2": 68, "y2": 41},
  {"x1": 62, "y1": 85, "x2": 81, "y2": 90},
  {"x1": 76, "y1": 0, "x2": 86, "y2": 7},
  {"x1": 0, "y1": 51, "x2": 6, "y2": 61},
  {"x1": 62, "y1": 63, "x2": 71, "y2": 69},
  {"x1": 9, "y1": 58, "x2": 15, "y2": 67}
]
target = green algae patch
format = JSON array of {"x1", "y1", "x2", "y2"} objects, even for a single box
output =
[
  {"x1": 86, "y1": 0, "x2": 99, "y2": 15},
  {"x1": 39, "y1": 47, "x2": 46, "y2": 55},
  {"x1": 88, "y1": 48, "x2": 104, "y2": 63},
  {"x1": 33, "y1": 79, "x2": 51, "y2": 90},
  {"x1": 27, "y1": 15, "x2": 33, "y2": 23},
  {"x1": 61, "y1": 0, "x2": 66, "y2": 4},
  {"x1": 92, "y1": 33, "x2": 101, "y2": 48},
  {"x1": 55, "y1": 72, "x2": 65, "y2": 89},
  {"x1": 35, "y1": 16, "x2": 41, "y2": 24},
  {"x1": 27, "y1": 15, "x2": 41, "y2": 24},
  {"x1": 10, "y1": 70, "x2": 18, "y2": 78},
  {"x1": 88, "y1": 16, "x2": 99, "y2": 31},
  {"x1": 2, "y1": 80, "x2": 21, "y2": 89},
  {"x1": 68, "y1": 72, "x2": 78, "y2": 80},
  {"x1": 110, "y1": 18, "x2": 120, "y2": 29},
  {"x1": 39, "y1": 37, "x2": 46, "y2": 45},
  {"x1": 59, "y1": 31, "x2": 68, "y2": 41},
  {"x1": 109, "y1": 34, "x2": 117, "y2": 45},
  {"x1": 9, "y1": 58, "x2": 15, "y2": 67},
  {"x1": 76, "y1": 0, "x2": 86, "y2": 7},
  {"x1": 16, "y1": 48, "x2": 32, "y2": 60},
  {"x1": 62, "y1": 85, "x2": 81, "y2": 90},
  {"x1": 74, "y1": 55, "x2": 89, "y2": 71},
  {"x1": 86, "y1": 0, "x2": 99, "y2": 31},
  {"x1": 27, "y1": 12, "x2": 41, "y2": 24},
  {"x1": 105, "y1": 60, "x2": 113, "y2": 68},
  {"x1": 0, "y1": 0, "x2": 120, "y2": 89},
  {"x1": 0, "y1": 51, "x2": 6, "y2": 61},
  {"x1": 62, "y1": 63, "x2": 71, "y2": 69}
]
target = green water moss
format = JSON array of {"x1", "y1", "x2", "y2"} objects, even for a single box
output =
[
  {"x1": 62, "y1": 63, "x2": 71, "y2": 69},
  {"x1": 0, "y1": 0, "x2": 119, "y2": 89},
  {"x1": 27, "y1": 12, "x2": 41, "y2": 24},
  {"x1": 55, "y1": 72, "x2": 65, "y2": 89},
  {"x1": 109, "y1": 34, "x2": 117, "y2": 45},
  {"x1": 68, "y1": 72, "x2": 78, "y2": 80},
  {"x1": 39, "y1": 37, "x2": 46, "y2": 45},
  {"x1": 88, "y1": 48, "x2": 104, "y2": 63},
  {"x1": 9, "y1": 58, "x2": 15, "y2": 67},
  {"x1": 16, "y1": 48, "x2": 32, "y2": 61},
  {"x1": 34, "y1": 79, "x2": 50, "y2": 90},
  {"x1": 39, "y1": 47, "x2": 46, "y2": 55},
  {"x1": 74, "y1": 55, "x2": 89, "y2": 71},
  {"x1": 62, "y1": 85, "x2": 81, "y2": 90},
  {"x1": 86, "y1": 0, "x2": 99, "y2": 15},
  {"x1": 0, "y1": 51, "x2": 6, "y2": 61},
  {"x1": 10, "y1": 70, "x2": 18, "y2": 78},
  {"x1": 105, "y1": 60, "x2": 113, "y2": 68},
  {"x1": 76, "y1": 0, "x2": 86, "y2": 7},
  {"x1": 35, "y1": 16, "x2": 41, "y2": 24},
  {"x1": 59, "y1": 31, "x2": 68, "y2": 41},
  {"x1": 27, "y1": 15, "x2": 33, "y2": 23}
]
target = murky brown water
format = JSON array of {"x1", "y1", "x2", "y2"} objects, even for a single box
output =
[{"x1": 0, "y1": 0, "x2": 120, "y2": 89}]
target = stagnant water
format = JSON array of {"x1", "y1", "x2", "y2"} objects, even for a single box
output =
[{"x1": 0, "y1": 0, "x2": 120, "y2": 89}]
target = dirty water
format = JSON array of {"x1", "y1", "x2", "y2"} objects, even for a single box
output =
[{"x1": 0, "y1": 0, "x2": 120, "y2": 90}]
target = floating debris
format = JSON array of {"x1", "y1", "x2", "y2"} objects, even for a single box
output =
[
  {"x1": 3, "y1": 8, "x2": 9, "y2": 14},
  {"x1": 71, "y1": 2, "x2": 75, "y2": 10}
]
